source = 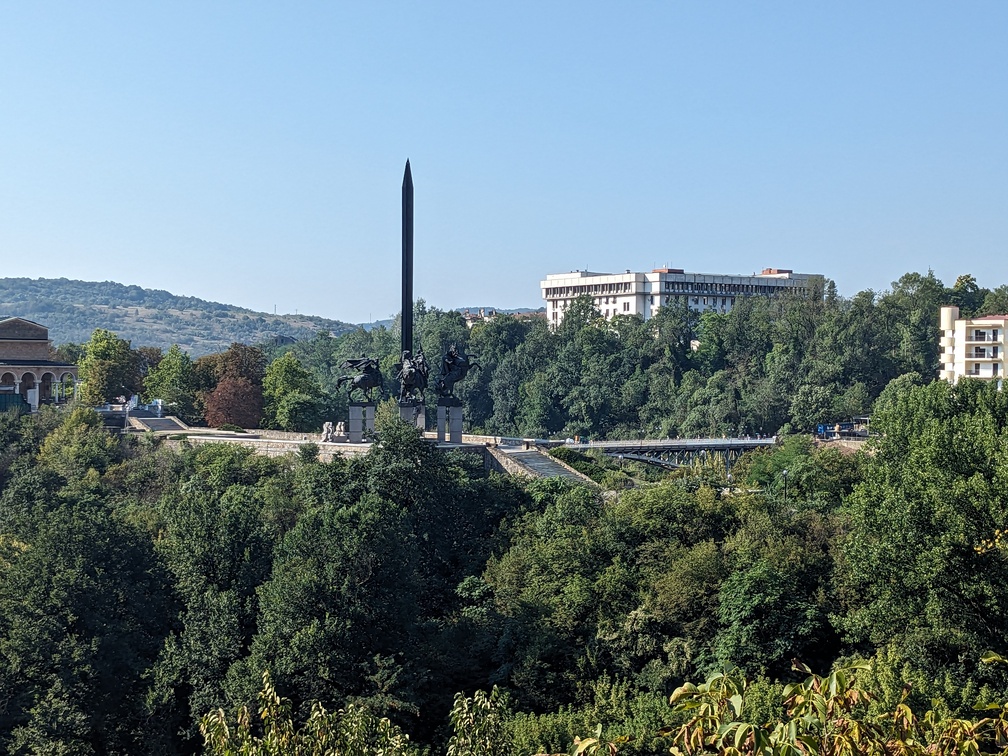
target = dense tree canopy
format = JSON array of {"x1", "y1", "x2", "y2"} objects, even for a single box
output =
[
  {"x1": 253, "y1": 269, "x2": 969, "y2": 440},
  {"x1": 144, "y1": 344, "x2": 199, "y2": 423},
  {"x1": 61, "y1": 269, "x2": 991, "y2": 444},
  {"x1": 5, "y1": 269, "x2": 1008, "y2": 754},
  {"x1": 205, "y1": 376, "x2": 263, "y2": 428},
  {"x1": 1, "y1": 366, "x2": 1007, "y2": 753}
]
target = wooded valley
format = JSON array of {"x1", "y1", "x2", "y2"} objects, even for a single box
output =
[
  {"x1": 4, "y1": 269, "x2": 1008, "y2": 753},
  {"x1": 3, "y1": 377, "x2": 1008, "y2": 753}
]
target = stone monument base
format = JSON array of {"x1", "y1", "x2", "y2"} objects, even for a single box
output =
[
  {"x1": 348, "y1": 402, "x2": 375, "y2": 443},
  {"x1": 399, "y1": 401, "x2": 425, "y2": 431},
  {"x1": 436, "y1": 397, "x2": 463, "y2": 444}
]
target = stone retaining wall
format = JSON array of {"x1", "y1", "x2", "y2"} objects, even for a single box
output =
[
  {"x1": 251, "y1": 429, "x2": 324, "y2": 442},
  {"x1": 461, "y1": 433, "x2": 564, "y2": 448},
  {"x1": 484, "y1": 446, "x2": 535, "y2": 477},
  {"x1": 174, "y1": 435, "x2": 370, "y2": 463}
]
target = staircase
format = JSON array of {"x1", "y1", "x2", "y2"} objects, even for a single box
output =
[{"x1": 498, "y1": 446, "x2": 595, "y2": 484}]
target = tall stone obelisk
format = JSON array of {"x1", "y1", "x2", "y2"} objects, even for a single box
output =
[
  {"x1": 398, "y1": 160, "x2": 425, "y2": 429},
  {"x1": 401, "y1": 159, "x2": 413, "y2": 358}
]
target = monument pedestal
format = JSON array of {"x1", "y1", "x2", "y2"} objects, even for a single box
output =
[
  {"x1": 399, "y1": 401, "x2": 426, "y2": 431},
  {"x1": 436, "y1": 398, "x2": 463, "y2": 444},
  {"x1": 348, "y1": 402, "x2": 375, "y2": 443}
]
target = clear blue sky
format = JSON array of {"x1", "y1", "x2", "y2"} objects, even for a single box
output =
[{"x1": 1, "y1": 3, "x2": 1005, "y2": 323}]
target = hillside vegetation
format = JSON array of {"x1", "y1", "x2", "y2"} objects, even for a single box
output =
[
  {"x1": 0, "y1": 278, "x2": 354, "y2": 354},
  {"x1": 61, "y1": 270, "x2": 1008, "y2": 441},
  {"x1": 8, "y1": 270, "x2": 1008, "y2": 753}
]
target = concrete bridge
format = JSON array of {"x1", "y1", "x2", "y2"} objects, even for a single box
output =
[
  {"x1": 461, "y1": 433, "x2": 777, "y2": 474},
  {"x1": 565, "y1": 437, "x2": 777, "y2": 469}
]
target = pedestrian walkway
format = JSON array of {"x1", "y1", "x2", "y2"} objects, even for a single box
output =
[
  {"x1": 499, "y1": 446, "x2": 594, "y2": 484},
  {"x1": 130, "y1": 415, "x2": 189, "y2": 433}
]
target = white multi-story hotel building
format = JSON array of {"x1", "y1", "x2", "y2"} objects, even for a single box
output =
[
  {"x1": 540, "y1": 267, "x2": 817, "y2": 326},
  {"x1": 939, "y1": 305, "x2": 1007, "y2": 385}
]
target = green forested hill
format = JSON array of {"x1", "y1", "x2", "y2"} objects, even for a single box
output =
[{"x1": 0, "y1": 278, "x2": 355, "y2": 354}]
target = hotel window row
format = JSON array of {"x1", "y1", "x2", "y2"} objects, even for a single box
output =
[{"x1": 541, "y1": 267, "x2": 818, "y2": 327}]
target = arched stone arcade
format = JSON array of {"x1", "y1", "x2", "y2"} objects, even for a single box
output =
[
  {"x1": 0, "y1": 369, "x2": 46, "y2": 402},
  {"x1": 0, "y1": 318, "x2": 79, "y2": 409}
]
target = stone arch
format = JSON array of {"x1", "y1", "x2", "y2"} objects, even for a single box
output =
[
  {"x1": 0, "y1": 372, "x2": 14, "y2": 392},
  {"x1": 40, "y1": 372, "x2": 56, "y2": 403},
  {"x1": 59, "y1": 371, "x2": 78, "y2": 402},
  {"x1": 18, "y1": 371, "x2": 37, "y2": 401}
]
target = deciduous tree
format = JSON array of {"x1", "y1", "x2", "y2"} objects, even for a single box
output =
[
  {"x1": 77, "y1": 328, "x2": 140, "y2": 405},
  {"x1": 143, "y1": 344, "x2": 198, "y2": 423},
  {"x1": 262, "y1": 352, "x2": 325, "y2": 431},
  {"x1": 205, "y1": 376, "x2": 263, "y2": 428}
]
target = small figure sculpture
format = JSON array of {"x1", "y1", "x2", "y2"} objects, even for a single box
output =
[
  {"x1": 336, "y1": 357, "x2": 385, "y2": 403},
  {"x1": 435, "y1": 343, "x2": 481, "y2": 399},
  {"x1": 321, "y1": 421, "x2": 336, "y2": 442},
  {"x1": 396, "y1": 348, "x2": 430, "y2": 404},
  {"x1": 334, "y1": 420, "x2": 345, "y2": 437}
]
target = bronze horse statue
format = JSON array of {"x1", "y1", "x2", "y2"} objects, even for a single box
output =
[
  {"x1": 336, "y1": 357, "x2": 385, "y2": 403},
  {"x1": 435, "y1": 344, "x2": 481, "y2": 399},
  {"x1": 396, "y1": 349, "x2": 430, "y2": 404}
]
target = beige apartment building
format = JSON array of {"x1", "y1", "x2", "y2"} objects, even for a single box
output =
[{"x1": 939, "y1": 305, "x2": 1007, "y2": 385}]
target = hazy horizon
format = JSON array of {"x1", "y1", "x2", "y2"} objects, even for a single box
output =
[{"x1": 2, "y1": 3, "x2": 1005, "y2": 322}]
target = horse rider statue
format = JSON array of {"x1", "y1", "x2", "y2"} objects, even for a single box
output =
[
  {"x1": 396, "y1": 348, "x2": 430, "y2": 404},
  {"x1": 335, "y1": 357, "x2": 385, "y2": 403},
  {"x1": 435, "y1": 343, "x2": 481, "y2": 399}
]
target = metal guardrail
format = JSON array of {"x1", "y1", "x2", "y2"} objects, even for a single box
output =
[
  {"x1": 567, "y1": 437, "x2": 777, "y2": 453},
  {"x1": 564, "y1": 437, "x2": 778, "y2": 471},
  {"x1": 457, "y1": 433, "x2": 775, "y2": 453}
]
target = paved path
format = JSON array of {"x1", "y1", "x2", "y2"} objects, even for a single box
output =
[
  {"x1": 499, "y1": 446, "x2": 592, "y2": 483},
  {"x1": 130, "y1": 416, "x2": 189, "y2": 433}
]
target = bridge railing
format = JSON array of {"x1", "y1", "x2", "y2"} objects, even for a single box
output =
[
  {"x1": 568, "y1": 437, "x2": 777, "y2": 452},
  {"x1": 450, "y1": 432, "x2": 778, "y2": 456}
]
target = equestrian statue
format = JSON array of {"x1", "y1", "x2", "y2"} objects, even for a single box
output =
[
  {"x1": 435, "y1": 343, "x2": 481, "y2": 399},
  {"x1": 396, "y1": 348, "x2": 430, "y2": 404},
  {"x1": 336, "y1": 357, "x2": 385, "y2": 403}
]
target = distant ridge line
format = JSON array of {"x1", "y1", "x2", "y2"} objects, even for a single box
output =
[{"x1": 0, "y1": 277, "x2": 355, "y2": 356}]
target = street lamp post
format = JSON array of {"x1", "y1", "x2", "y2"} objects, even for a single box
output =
[{"x1": 782, "y1": 468, "x2": 788, "y2": 507}]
